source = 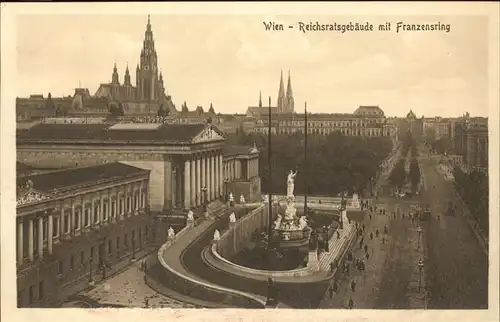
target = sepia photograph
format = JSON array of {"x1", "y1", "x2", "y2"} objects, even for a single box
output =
[{"x1": 1, "y1": 2, "x2": 499, "y2": 322}]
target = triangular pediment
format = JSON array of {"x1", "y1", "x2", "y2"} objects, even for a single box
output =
[
  {"x1": 17, "y1": 189, "x2": 49, "y2": 207},
  {"x1": 192, "y1": 125, "x2": 225, "y2": 144}
]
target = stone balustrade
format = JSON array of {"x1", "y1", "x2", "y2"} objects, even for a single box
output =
[{"x1": 151, "y1": 221, "x2": 266, "y2": 308}]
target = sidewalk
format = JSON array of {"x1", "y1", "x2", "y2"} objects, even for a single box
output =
[{"x1": 80, "y1": 258, "x2": 198, "y2": 308}]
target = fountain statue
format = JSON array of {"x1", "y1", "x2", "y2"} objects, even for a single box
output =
[
  {"x1": 213, "y1": 229, "x2": 221, "y2": 241},
  {"x1": 274, "y1": 170, "x2": 309, "y2": 237},
  {"x1": 287, "y1": 169, "x2": 297, "y2": 199},
  {"x1": 298, "y1": 216, "x2": 308, "y2": 230},
  {"x1": 167, "y1": 226, "x2": 175, "y2": 240},
  {"x1": 240, "y1": 194, "x2": 246, "y2": 204},
  {"x1": 229, "y1": 212, "x2": 236, "y2": 223}
]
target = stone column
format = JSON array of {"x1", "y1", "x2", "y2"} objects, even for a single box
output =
[
  {"x1": 219, "y1": 154, "x2": 223, "y2": 198},
  {"x1": 190, "y1": 158, "x2": 196, "y2": 207},
  {"x1": 138, "y1": 184, "x2": 143, "y2": 209},
  {"x1": 214, "y1": 154, "x2": 219, "y2": 198},
  {"x1": 184, "y1": 159, "x2": 191, "y2": 209},
  {"x1": 71, "y1": 204, "x2": 75, "y2": 235},
  {"x1": 164, "y1": 157, "x2": 172, "y2": 210},
  {"x1": 195, "y1": 156, "x2": 200, "y2": 206},
  {"x1": 100, "y1": 193, "x2": 105, "y2": 221},
  {"x1": 28, "y1": 219, "x2": 34, "y2": 262},
  {"x1": 211, "y1": 154, "x2": 216, "y2": 201},
  {"x1": 17, "y1": 220, "x2": 23, "y2": 264},
  {"x1": 59, "y1": 208, "x2": 64, "y2": 237},
  {"x1": 201, "y1": 154, "x2": 206, "y2": 201},
  {"x1": 48, "y1": 213, "x2": 53, "y2": 255},
  {"x1": 38, "y1": 216, "x2": 44, "y2": 259},
  {"x1": 207, "y1": 154, "x2": 212, "y2": 201}
]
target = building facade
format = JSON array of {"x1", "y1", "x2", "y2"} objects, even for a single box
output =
[
  {"x1": 16, "y1": 163, "x2": 152, "y2": 307},
  {"x1": 17, "y1": 120, "x2": 261, "y2": 213},
  {"x1": 248, "y1": 106, "x2": 398, "y2": 141}
]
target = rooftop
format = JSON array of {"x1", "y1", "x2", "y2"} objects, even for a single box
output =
[
  {"x1": 17, "y1": 162, "x2": 150, "y2": 196},
  {"x1": 16, "y1": 122, "x2": 224, "y2": 145}
]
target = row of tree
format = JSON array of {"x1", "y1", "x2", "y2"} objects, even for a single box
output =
[
  {"x1": 388, "y1": 131, "x2": 421, "y2": 192},
  {"x1": 228, "y1": 131, "x2": 393, "y2": 197},
  {"x1": 453, "y1": 167, "x2": 489, "y2": 236}
]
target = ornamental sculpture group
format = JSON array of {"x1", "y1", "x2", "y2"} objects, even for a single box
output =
[{"x1": 273, "y1": 170, "x2": 309, "y2": 237}]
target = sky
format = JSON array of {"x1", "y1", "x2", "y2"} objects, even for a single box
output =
[{"x1": 16, "y1": 14, "x2": 489, "y2": 117}]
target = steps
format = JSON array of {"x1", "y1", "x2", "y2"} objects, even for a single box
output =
[{"x1": 318, "y1": 213, "x2": 356, "y2": 271}]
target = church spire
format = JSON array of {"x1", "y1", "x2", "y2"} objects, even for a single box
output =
[
  {"x1": 112, "y1": 63, "x2": 119, "y2": 84},
  {"x1": 259, "y1": 91, "x2": 262, "y2": 108},
  {"x1": 277, "y1": 69, "x2": 286, "y2": 113},
  {"x1": 124, "y1": 62, "x2": 131, "y2": 86},
  {"x1": 286, "y1": 70, "x2": 294, "y2": 112}
]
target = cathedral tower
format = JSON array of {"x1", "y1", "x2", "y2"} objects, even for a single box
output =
[
  {"x1": 285, "y1": 70, "x2": 294, "y2": 113},
  {"x1": 136, "y1": 15, "x2": 160, "y2": 101},
  {"x1": 277, "y1": 70, "x2": 286, "y2": 113},
  {"x1": 111, "y1": 63, "x2": 120, "y2": 84}
]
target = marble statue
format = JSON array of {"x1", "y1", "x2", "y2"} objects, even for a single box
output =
[
  {"x1": 187, "y1": 210, "x2": 194, "y2": 222},
  {"x1": 213, "y1": 229, "x2": 221, "y2": 241},
  {"x1": 284, "y1": 200, "x2": 297, "y2": 221},
  {"x1": 298, "y1": 216, "x2": 308, "y2": 230},
  {"x1": 240, "y1": 194, "x2": 246, "y2": 204},
  {"x1": 274, "y1": 214, "x2": 282, "y2": 229},
  {"x1": 272, "y1": 195, "x2": 278, "y2": 204},
  {"x1": 229, "y1": 192, "x2": 234, "y2": 202},
  {"x1": 167, "y1": 226, "x2": 175, "y2": 239},
  {"x1": 287, "y1": 170, "x2": 297, "y2": 198},
  {"x1": 229, "y1": 212, "x2": 236, "y2": 223},
  {"x1": 263, "y1": 194, "x2": 269, "y2": 203}
]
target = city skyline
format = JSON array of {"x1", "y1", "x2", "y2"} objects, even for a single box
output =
[{"x1": 16, "y1": 14, "x2": 488, "y2": 117}]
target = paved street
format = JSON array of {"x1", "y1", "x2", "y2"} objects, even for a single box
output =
[
  {"x1": 419, "y1": 155, "x2": 488, "y2": 309},
  {"x1": 320, "y1": 200, "x2": 426, "y2": 309},
  {"x1": 80, "y1": 258, "x2": 197, "y2": 308}
]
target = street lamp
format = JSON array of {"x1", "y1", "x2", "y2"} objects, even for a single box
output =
[
  {"x1": 417, "y1": 227, "x2": 423, "y2": 250},
  {"x1": 417, "y1": 259, "x2": 424, "y2": 291}
]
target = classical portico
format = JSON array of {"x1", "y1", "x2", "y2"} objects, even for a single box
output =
[{"x1": 17, "y1": 121, "x2": 228, "y2": 213}]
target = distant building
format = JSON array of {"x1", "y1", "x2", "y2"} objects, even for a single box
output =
[
  {"x1": 423, "y1": 117, "x2": 452, "y2": 140},
  {"x1": 246, "y1": 70, "x2": 295, "y2": 118},
  {"x1": 16, "y1": 16, "x2": 189, "y2": 121},
  {"x1": 246, "y1": 105, "x2": 398, "y2": 142},
  {"x1": 406, "y1": 110, "x2": 423, "y2": 138}
]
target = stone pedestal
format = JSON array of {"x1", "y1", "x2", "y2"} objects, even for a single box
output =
[{"x1": 307, "y1": 251, "x2": 320, "y2": 271}]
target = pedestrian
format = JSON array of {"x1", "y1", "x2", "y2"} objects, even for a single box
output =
[
  {"x1": 379, "y1": 209, "x2": 383, "y2": 215},
  {"x1": 383, "y1": 209, "x2": 386, "y2": 215},
  {"x1": 351, "y1": 279, "x2": 356, "y2": 292},
  {"x1": 348, "y1": 297, "x2": 354, "y2": 309},
  {"x1": 365, "y1": 252, "x2": 370, "y2": 260},
  {"x1": 369, "y1": 213, "x2": 372, "y2": 220},
  {"x1": 330, "y1": 261, "x2": 335, "y2": 273},
  {"x1": 329, "y1": 286, "x2": 334, "y2": 298},
  {"x1": 382, "y1": 236, "x2": 385, "y2": 244},
  {"x1": 370, "y1": 232, "x2": 373, "y2": 240},
  {"x1": 370, "y1": 206, "x2": 373, "y2": 212},
  {"x1": 333, "y1": 280, "x2": 338, "y2": 293},
  {"x1": 364, "y1": 244, "x2": 368, "y2": 253},
  {"x1": 336, "y1": 230, "x2": 340, "y2": 239},
  {"x1": 375, "y1": 229, "x2": 379, "y2": 237},
  {"x1": 362, "y1": 224, "x2": 366, "y2": 231}
]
